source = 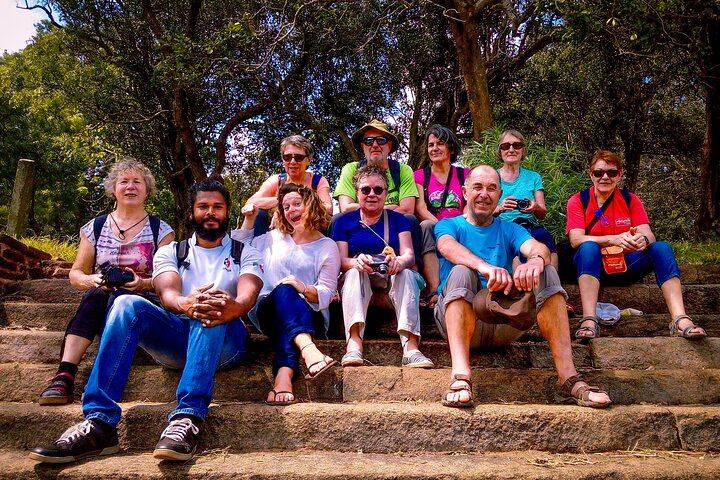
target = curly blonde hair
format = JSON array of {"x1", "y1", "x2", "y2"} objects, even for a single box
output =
[
  {"x1": 104, "y1": 158, "x2": 157, "y2": 198},
  {"x1": 276, "y1": 183, "x2": 329, "y2": 234}
]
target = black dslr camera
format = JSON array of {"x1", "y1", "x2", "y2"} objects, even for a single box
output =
[
  {"x1": 369, "y1": 255, "x2": 389, "y2": 274},
  {"x1": 100, "y1": 262, "x2": 134, "y2": 288},
  {"x1": 516, "y1": 198, "x2": 531, "y2": 210}
]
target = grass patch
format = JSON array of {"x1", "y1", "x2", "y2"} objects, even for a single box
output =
[
  {"x1": 671, "y1": 238, "x2": 720, "y2": 264},
  {"x1": 20, "y1": 237, "x2": 78, "y2": 262}
]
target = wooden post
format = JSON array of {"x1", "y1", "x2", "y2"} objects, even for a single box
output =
[{"x1": 7, "y1": 158, "x2": 36, "y2": 238}]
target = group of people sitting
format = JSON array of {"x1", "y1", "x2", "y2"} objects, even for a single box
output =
[{"x1": 29, "y1": 119, "x2": 707, "y2": 465}]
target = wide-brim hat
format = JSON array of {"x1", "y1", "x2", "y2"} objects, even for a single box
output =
[
  {"x1": 351, "y1": 119, "x2": 400, "y2": 153},
  {"x1": 472, "y1": 288, "x2": 536, "y2": 331}
]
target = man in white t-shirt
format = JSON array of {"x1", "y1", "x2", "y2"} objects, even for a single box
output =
[{"x1": 30, "y1": 178, "x2": 264, "y2": 464}]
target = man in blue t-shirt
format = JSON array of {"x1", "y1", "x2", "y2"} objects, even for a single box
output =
[{"x1": 434, "y1": 165, "x2": 612, "y2": 409}]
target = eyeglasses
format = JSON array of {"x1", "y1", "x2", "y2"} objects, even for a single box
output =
[
  {"x1": 499, "y1": 142, "x2": 525, "y2": 151},
  {"x1": 282, "y1": 154, "x2": 307, "y2": 163},
  {"x1": 359, "y1": 186, "x2": 386, "y2": 195},
  {"x1": 361, "y1": 136, "x2": 390, "y2": 146},
  {"x1": 591, "y1": 169, "x2": 619, "y2": 179}
]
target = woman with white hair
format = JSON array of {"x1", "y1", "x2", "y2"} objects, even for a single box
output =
[{"x1": 38, "y1": 158, "x2": 174, "y2": 406}]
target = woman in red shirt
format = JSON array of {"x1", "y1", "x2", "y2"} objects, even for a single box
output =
[{"x1": 566, "y1": 150, "x2": 706, "y2": 341}]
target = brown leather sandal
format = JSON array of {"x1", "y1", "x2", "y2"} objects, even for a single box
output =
[
  {"x1": 442, "y1": 374, "x2": 474, "y2": 408},
  {"x1": 574, "y1": 316, "x2": 600, "y2": 341},
  {"x1": 556, "y1": 374, "x2": 611, "y2": 408},
  {"x1": 669, "y1": 315, "x2": 707, "y2": 340}
]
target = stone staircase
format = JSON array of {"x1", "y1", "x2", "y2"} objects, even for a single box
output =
[{"x1": 0, "y1": 267, "x2": 719, "y2": 478}]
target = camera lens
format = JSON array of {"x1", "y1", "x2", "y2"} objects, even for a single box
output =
[{"x1": 377, "y1": 263, "x2": 388, "y2": 274}]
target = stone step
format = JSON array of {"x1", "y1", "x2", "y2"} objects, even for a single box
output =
[
  {"x1": 3, "y1": 361, "x2": 719, "y2": 406},
  {"x1": 2, "y1": 449, "x2": 719, "y2": 479},
  {"x1": 563, "y1": 283, "x2": 720, "y2": 315},
  {"x1": 5, "y1": 264, "x2": 719, "y2": 303},
  {"x1": 3, "y1": 296, "x2": 720, "y2": 341},
  {"x1": 2, "y1": 402, "x2": 718, "y2": 453},
  {"x1": 2, "y1": 328, "x2": 718, "y2": 369},
  {"x1": 0, "y1": 330, "x2": 596, "y2": 368}
]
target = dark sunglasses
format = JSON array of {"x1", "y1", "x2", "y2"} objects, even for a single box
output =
[
  {"x1": 499, "y1": 142, "x2": 525, "y2": 151},
  {"x1": 359, "y1": 186, "x2": 386, "y2": 195},
  {"x1": 591, "y1": 169, "x2": 619, "y2": 179},
  {"x1": 282, "y1": 154, "x2": 307, "y2": 163},
  {"x1": 361, "y1": 136, "x2": 390, "y2": 146}
]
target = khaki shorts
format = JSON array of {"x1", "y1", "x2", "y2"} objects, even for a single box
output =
[{"x1": 434, "y1": 264, "x2": 567, "y2": 348}]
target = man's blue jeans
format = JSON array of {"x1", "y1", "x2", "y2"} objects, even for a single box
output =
[
  {"x1": 573, "y1": 240, "x2": 680, "y2": 286},
  {"x1": 82, "y1": 295, "x2": 249, "y2": 426}
]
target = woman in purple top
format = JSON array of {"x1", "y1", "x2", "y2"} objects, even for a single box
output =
[{"x1": 413, "y1": 125, "x2": 469, "y2": 308}]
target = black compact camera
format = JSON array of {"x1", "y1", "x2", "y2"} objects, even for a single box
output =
[
  {"x1": 369, "y1": 255, "x2": 389, "y2": 274},
  {"x1": 100, "y1": 262, "x2": 134, "y2": 287},
  {"x1": 516, "y1": 199, "x2": 531, "y2": 210}
]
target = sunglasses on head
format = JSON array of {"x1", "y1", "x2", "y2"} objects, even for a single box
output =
[
  {"x1": 591, "y1": 169, "x2": 619, "y2": 178},
  {"x1": 282, "y1": 154, "x2": 306, "y2": 163},
  {"x1": 361, "y1": 136, "x2": 390, "y2": 146},
  {"x1": 359, "y1": 185, "x2": 386, "y2": 195},
  {"x1": 499, "y1": 142, "x2": 525, "y2": 151}
]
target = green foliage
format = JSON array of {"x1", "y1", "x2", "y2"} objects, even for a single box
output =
[
  {"x1": 671, "y1": 238, "x2": 720, "y2": 265},
  {"x1": 0, "y1": 28, "x2": 124, "y2": 237},
  {"x1": 461, "y1": 126, "x2": 587, "y2": 241},
  {"x1": 20, "y1": 236, "x2": 78, "y2": 262}
]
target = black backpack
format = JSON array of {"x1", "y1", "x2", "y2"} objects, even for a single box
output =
[{"x1": 175, "y1": 238, "x2": 244, "y2": 269}]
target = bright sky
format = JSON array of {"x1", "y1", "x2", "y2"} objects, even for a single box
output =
[{"x1": 0, "y1": 1, "x2": 49, "y2": 54}]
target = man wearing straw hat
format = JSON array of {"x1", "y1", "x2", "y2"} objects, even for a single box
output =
[{"x1": 334, "y1": 119, "x2": 419, "y2": 214}]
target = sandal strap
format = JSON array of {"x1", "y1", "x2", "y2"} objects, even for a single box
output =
[
  {"x1": 300, "y1": 342, "x2": 316, "y2": 352},
  {"x1": 448, "y1": 374, "x2": 472, "y2": 393},
  {"x1": 556, "y1": 374, "x2": 585, "y2": 396},
  {"x1": 574, "y1": 384, "x2": 608, "y2": 401},
  {"x1": 581, "y1": 316, "x2": 599, "y2": 327},
  {"x1": 671, "y1": 315, "x2": 704, "y2": 336}
]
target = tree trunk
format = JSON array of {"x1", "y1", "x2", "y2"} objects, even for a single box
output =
[
  {"x1": 445, "y1": 2, "x2": 493, "y2": 139},
  {"x1": 695, "y1": 16, "x2": 720, "y2": 239}
]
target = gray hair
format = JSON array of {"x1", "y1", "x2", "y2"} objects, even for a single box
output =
[
  {"x1": 496, "y1": 129, "x2": 526, "y2": 158},
  {"x1": 280, "y1": 135, "x2": 314, "y2": 160},
  {"x1": 104, "y1": 158, "x2": 157, "y2": 198}
]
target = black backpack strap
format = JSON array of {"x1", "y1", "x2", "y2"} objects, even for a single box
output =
[
  {"x1": 175, "y1": 239, "x2": 190, "y2": 269},
  {"x1": 278, "y1": 173, "x2": 287, "y2": 188},
  {"x1": 456, "y1": 167, "x2": 466, "y2": 208},
  {"x1": 423, "y1": 167, "x2": 432, "y2": 212},
  {"x1": 149, "y1": 215, "x2": 161, "y2": 251},
  {"x1": 231, "y1": 239, "x2": 244, "y2": 265},
  {"x1": 311, "y1": 173, "x2": 321, "y2": 190},
  {"x1": 92, "y1": 214, "x2": 108, "y2": 269},
  {"x1": 619, "y1": 188, "x2": 632, "y2": 209},
  {"x1": 580, "y1": 188, "x2": 590, "y2": 210},
  {"x1": 388, "y1": 160, "x2": 401, "y2": 195}
]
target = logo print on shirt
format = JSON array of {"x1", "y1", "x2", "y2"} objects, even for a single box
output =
[{"x1": 223, "y1": 257, "x2": 232, "y2": 272}]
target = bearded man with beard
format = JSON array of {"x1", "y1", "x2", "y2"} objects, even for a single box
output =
[
  {"x1": 30, "y1": 177, "x2": 265, "y2": 464},
  {"x1": 432, "y1": 166, "x2": 612, "y2": 410}
]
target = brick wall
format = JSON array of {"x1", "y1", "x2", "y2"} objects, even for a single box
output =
[{"x1": 0, "y1": 234, "x2": 72, "y2": 296}]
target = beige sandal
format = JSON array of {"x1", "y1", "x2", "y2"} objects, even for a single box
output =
[
  {"x1": 556, "y1": 374, "x2": 611, "y2": 408},
  {"x1": 442, "y1": 374, "x2": 474, "y2": 408}
]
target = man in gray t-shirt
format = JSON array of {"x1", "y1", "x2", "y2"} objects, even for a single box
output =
[{"x1": 30, "y1": 178, "x2": 264, "y2": 465}]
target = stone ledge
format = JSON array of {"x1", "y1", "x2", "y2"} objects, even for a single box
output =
[{"x1": 2, "y1": 449, "x2": 719, "y2": 479}]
